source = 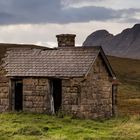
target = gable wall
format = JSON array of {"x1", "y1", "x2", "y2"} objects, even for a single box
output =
[
  {"x1": 61, "y1": 54, "x2": 113, "y2": 119},
  {"x1": 79, "y1": 54, "x2": 113, "y2": 119}
]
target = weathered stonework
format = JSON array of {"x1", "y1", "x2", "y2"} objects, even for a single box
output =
[
  {"x1": 61, "y1": 55, "x2": 113, "y2": 119},
  {"x1": 0, "y1": 49, "x2": 116, "y2": 119},
  {"x1": 23, "y1": 78, "x2": 50, "y2": 113},
  {"x1": 0, "y1": 65, "x2": 9, "y2": 112},
  {"x1": 0, "y1": 54, "x2": 115, "y2": 119},
  {"x1": 56, "y1": 34, "x2": 76, "y2": 47}
]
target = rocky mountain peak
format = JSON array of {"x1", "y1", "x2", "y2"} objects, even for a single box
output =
[
  {"x1": 133, "y1": 24, "x2": 140, "y2": 30},
  {"x1": 83, "y1": 30, "x2": 113, "y2": 46},
  {"x1": 91, "y1": 30, "x2": 113, "y2": 37},
  {"x1": 86, "y1": 30, "x2": 113, "y2": 39},
  {"x1": 83, "y1": 24, "x2": 140, "y2": 59}
]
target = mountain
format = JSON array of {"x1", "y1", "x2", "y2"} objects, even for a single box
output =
[{"x1": 83, "y1": 24, "x2": 140, "y2": 59}]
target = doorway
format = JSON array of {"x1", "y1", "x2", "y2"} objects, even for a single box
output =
[
  {"x1": 13, "y1": 80, "x2": 23, "y2": 111},
  {"x1": 112, "y1": 85, "x2": 117, "y2": 115},
  {"x1": 50, "y1": 79, "x2": 62, "y2": 113}
]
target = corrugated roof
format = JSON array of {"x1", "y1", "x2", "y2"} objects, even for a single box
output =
[{"x1": 3, "y1": 47, "x2": 100, "y2": 77}]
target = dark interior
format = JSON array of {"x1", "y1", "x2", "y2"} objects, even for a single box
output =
[
  {"x1": 52, "y1": 79, "x2": 62, "y2": 113},
  {"x1": 14, "y1": 80, "x2": 23, "y2": 111},
  {"x1": 112, "y1": 85, "x2": 117, "y2": 115}
]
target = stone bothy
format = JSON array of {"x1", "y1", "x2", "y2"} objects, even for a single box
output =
[{"x1": 0, "y1": 34, "x2": 117, "y2": 119}]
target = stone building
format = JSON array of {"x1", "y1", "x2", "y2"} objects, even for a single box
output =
[{"x1": 0, "y1": 34, "x2": 117, "y2": 119}]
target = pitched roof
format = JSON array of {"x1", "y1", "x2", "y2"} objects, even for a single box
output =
[{"x1": 3, "y1": 46, "x2": 115, "y2": 78}]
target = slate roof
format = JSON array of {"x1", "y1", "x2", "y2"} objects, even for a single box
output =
[{"x1": 3, "y1": 46, "x2": 115, "y2": 78}]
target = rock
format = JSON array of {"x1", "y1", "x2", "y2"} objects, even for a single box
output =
[{"x1": 83, "y1": 24, "x2": 140, "y2": 59}]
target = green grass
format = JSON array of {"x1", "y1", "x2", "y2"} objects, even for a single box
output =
[{"x1": 1, "y1": 112, "x2": 140, "y2": 140}]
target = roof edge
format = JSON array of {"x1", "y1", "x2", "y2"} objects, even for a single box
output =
[
  {"x1": 84, "y1": 50, "x2": 100, "y2": 77},
  {"x1": 99, "y1": 46, "x2": 116, "y2": 78},
  {"x1": 84, "y1": 46, "x2": 116, "y2": 79}
]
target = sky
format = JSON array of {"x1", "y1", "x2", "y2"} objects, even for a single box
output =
[{"x1": 0, "y1": 0, "x2": 140, "y2": 47}]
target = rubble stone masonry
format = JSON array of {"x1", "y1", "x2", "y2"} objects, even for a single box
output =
[
  {"x1": 0, "y1": 55, "x2": 114, "y2": 119},
  {"x1": 62, "y1": 55, "x2": 113, "y2": 119},
  {"x1": 0, "y1": 65, "x2": 9, "y2": 112},
  {"x1": 23, "y1": 78, "x2": 50, "y2": 113}
]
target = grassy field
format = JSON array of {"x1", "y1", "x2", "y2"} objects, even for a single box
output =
[
  {"x1": 108, "y1": 56, "x2": 140, "y2": 115},
  {"x1": 1, "y1": 113, "x2": 140, "y2": 140}
]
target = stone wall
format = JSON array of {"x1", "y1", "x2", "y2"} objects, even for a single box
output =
[
  {"x1": 0, "y1": 54, "x2": 115, "y2": 119},
  {"x1": 62, "y1": 78, "x2": 82, "y2": 116},
  {"x1": 79, "y1": 54, "x2": 113, "y2": 119},
  {"x1": 0, "y1": 64, "x2": 9, "y2": 112},
  {"x1": 23, "y1": 78, "x2": 50, "y2": 113},
  {"x1": 62, "y1": 54, "x2": 113, "y2": 119},
  {"x1": 0, "y1": 76, "x2": 9, "y2": 112}
]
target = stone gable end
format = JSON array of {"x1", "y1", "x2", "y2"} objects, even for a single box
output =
[{"x1": 61, "y1": 54, "x2": 113, "y2": 119}]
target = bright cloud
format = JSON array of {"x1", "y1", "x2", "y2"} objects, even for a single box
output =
[
  {"x1": 0, "y1": 0, "x2": 139, "y2": 46},
  {"x1": 0, "y1": 22, "x2": 135, "y2": 46}
]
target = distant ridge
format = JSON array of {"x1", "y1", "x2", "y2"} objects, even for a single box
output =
[
  {"x1": 83, "y1": 24, "x2": 140, "y2": 59},
  {"x1": 0, "y1": 43, "x2": 48, "y2": 60}
]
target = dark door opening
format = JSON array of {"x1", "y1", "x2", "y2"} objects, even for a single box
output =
[
  {"x1": 112, "y1": 85, "x2": 117, "y2": 115},
  {"x1": 14, "y1": 80, "x2": 23, "y2": 111},
  {"x1": 51, "y1": 79, "x2": 62, "y2": 113}
]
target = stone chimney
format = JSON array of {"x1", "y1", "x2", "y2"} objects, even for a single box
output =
[{"x1": 56, "y1": 34, "x2": 76, "y2": 47}]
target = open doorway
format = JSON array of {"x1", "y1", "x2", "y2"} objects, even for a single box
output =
[
  {"x1": 50, "y1": 79, "x2": 62, "y2": 113},
  {"x1": 112, "y1": 85, "x2": 117, "y2": 115},
  {"x1": 12, "y1": 80, "x2": 23, "y2": 111}
]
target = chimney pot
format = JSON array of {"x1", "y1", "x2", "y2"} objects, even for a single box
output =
[{"x1": 56, "y1": 34, "x2": 76, "y2": 47}]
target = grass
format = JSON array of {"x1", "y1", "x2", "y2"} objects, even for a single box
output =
[
  {"x1": 108, "y1": 56, "x2": 140, "y2": 115},
  {"x1": 1, "y1": 112, "x2": 140, "y2": 140},
  {"x1": 117, "y1": 83, "x2": 140, "y2": 115},
  {"x1": 108, "y1": 56, "x2": 140, "y2": 82}
]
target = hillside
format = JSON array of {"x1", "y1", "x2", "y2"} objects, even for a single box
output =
[
  {"x1": 83, "y1": 24, "x2": 140, "y2": 59},
  {"x1": 108, "y1": 56, "x2": 140, "y2": 82},
  {"x1": 0, "y1": 43, "x2": 47, "y2": 60},
  {"x1": 108, "y1": 56, "x2": 140, "y2": 115}
]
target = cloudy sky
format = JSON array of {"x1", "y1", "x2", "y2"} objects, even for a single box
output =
[{"x1": 0, "y1": 0, "x2": 140, "y2": 47}]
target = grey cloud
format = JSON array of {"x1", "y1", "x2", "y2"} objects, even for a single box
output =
[
  {"x1": 0, "y1": 0, "x2": 139, "y2": 25},
  {"x1": 121, "y1": 18, "x2": 140, "y2": 23},
  {"x1": 116, "y1": 8, "x2": 140, "y2": 23},
  {"x1": 61, "y1": 0, "x2": 105, "y2": 6},
  {"x1": 0, "y1": 12, "x2": 13, "y2": 18}
]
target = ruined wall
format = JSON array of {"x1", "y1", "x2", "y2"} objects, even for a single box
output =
[
  {"x1": 62, "y1": 55, "x2": 113, "y2": 119},
  {"x1": 23, "y1": 78, "x2": 50, "y2": 113},
  {"x1": 0, "y1": 65, "x2": 10, "y2": 112}
]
